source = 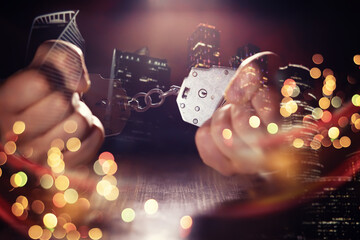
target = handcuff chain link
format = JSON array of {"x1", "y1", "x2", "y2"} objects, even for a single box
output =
[{"x1": 128, "y1": 85, "x2": 180, "y2": 112}]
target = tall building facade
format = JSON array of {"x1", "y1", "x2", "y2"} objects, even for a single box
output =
[
  {"x1": 110, "y1": 48, "x2": 170, "y2": 97},
  {"x1": 187, "y1": 23, "x2": 220, "y2": 70}
]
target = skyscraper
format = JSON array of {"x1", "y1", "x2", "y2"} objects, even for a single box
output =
[
  {"x1": 230, "y1": 43, "x2": 260, "y2": 69},
  {"x1": 187, "y1": 23, "x2": 220, "y2": 70}
]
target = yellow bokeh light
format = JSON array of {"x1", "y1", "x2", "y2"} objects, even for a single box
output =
[
  {"x1": 144, "y1": 199, "x2": 159, "y2": 215},
  {"x1": 55, "y1": 175, "x2": 70, "y2": 191},
  {"x1": 340, "y1": 136, "x2": 351, "y2": 148},
  {"x1": 64, "y1": 188, "x2": 78, "y2": 204},
  {"x1": 31, "y1": 200, "x2": 45, "y2": 214},
  {"x1": 318, "y1": 97, "x2": 330, "y2": 110},
  {"x1": 280, "y1": 106, "x2": 291, "y2": 117},
  {"x1": 28, "y1": 225, "x2": 43, "y2": 240},
  {"x1": 43, "y1": 213, "x2": 58, "y2": 229},
  {"x1": 12, "y1": 202, "x2": 24, "y2": 217},
  {"x1": 63, "y1": 120, "x2": 78, "y2": 134},
  {"x1": 293, "y1": 138, "x2": 304, "y2": 148},
  {"x1": 281, "y1": 85, "x2": 293, "y2": 97},
  {"x1": 47, "y1": 152, "x2": 63, "y2": 168},
  {"x1": 102, "y1": 160, "x2": 118, "y2": 175},
  {"x1": 351, "y1": 94, "x2": 360, "y2": 107},
  {"x1": 66, "y1": 137, "x2": 81, "y2": 152},
  {"x1": 10, "y1": 171, "x2": 27, "y2": 188},
  {"x1": 102, "y1": 175, "x2": 117, "y2": 186},
  {"x1": 331, "y1": 96, "x2": 342, "y2": 108},
  {"x1": 310, "y1": 67, "x2": 321, "y2": 79},
  {"x1": 0, "y1": 152, "x2": 7, "y2": 165},
  {"x1": 51, "y1": 138, "x2": 65, "y2": 151},
  {"x1": 51, "y1": 160, "x2": 65, "y2": 174},
  {"x1": 312, "y1": 108, "x2": 323, "y2": 120},
  {"x1": 222, "y1": 128, "x2": 232, "y2": 140},
  {"x1": 351, "y1": 113, "x2": 360, "y2": 124},
  {"x1": 354, "y1": 54, "x2": 360, "y2": 65},
  {"x1": 53, "y1": 227, "x2": 67, "y2": 239},
  {"x1": 121, "y1": 208, "x2": 136, "y2": 223},
  {"x1": 104, "y1": 185, "x2": 119, "y2": 201},
  {"x1": 249, "y1": 115, "x2": 261, "y2": 128},
  {"x1": 96, "y1": 180, "x2": 112, "y2": 196},
  {"x1": 267, "y1": 123, "x2": 278, "y2": 134},
  {"x1": 63, "y1": 222, "x2": 77, "y2": 233},
  {"x1": 40, "y1": 228, "x2": 52, "y2": 240},
  {"x1": 89, "y1": 228, "x2": 103, "y2": 240},
  {"x1": 328, "y1": 127, "x2": 340, "y2": 139},
  {"x1": 66, "y1": 230, "x2": 80, "y2": 240},
  {"x1": 13, "y1": 121, "x2": 26, "y2": 135},
  {"x1": 180, "y1": 215, "x2": 193, "y2": 230},
  {"x1": 322, "y1": 85, "x2": 333, "y2": 96},
  {"x1": 0, "y1": 168, "x2": 2, "y2": 177},
  {"x1": 4, "y1": 141, "x2": 16, "y2": 155},
  {"x1": 40, "y1": 174, "x2": 54, "y2": 189},
  {"x1": 93, "y1": 160, "x2": 105, "y2": 176},
  {"x1": 16, "y1": 195, "x2": 29, "y2": 209},
  {"x1": 323, "y1": 68, "x2": 334, "y2": 78},
  {"x1": 285, "y1": 100, "x2": 298, "y2": 113},
  {"x1": 333, "y1": 139, "x2": 342, "y2": 149},
  {"x1": 355, "y1": 119, "x2": 360, "y2": 130},
  {"x1": 312, "y1": 53, "x2": 324, "y2": 65}
]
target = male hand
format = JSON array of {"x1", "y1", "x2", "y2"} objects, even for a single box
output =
[
  {"x1": 195, "y1": 52, "x2": 285, "y2": 177},
  {"x1": 0, "y1": 40, "x2": 104, "y2": 168}
]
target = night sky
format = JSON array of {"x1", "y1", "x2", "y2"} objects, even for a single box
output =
[{"x1": 0, "y1": 0, "x2": 358, "y2": 88}]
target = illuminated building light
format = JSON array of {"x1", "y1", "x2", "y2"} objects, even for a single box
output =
[
  {"x1": 222, "y1": 128, "x2": 232, "y2": 140},
  {"x1": 322, "y1": 68, "x2": 334, "y2": 78},
  {"x1": 16, "y1": 195, "x2": 28, "y2": 209},
  {"x1": 50, "y1": 138, "x2": 65, "y2": 151},
  {"x1": 10, "y1": 171, "x2": 27, "y2": 188},
  {"x1": 321, "y1": 110, "x2": 332, "y2": 123},
  {"x1": 293, "y1": 138, "x2": 304, "y2": 148},
  {"x1": 249, "y1": 116, "x2": 261, "y2": 128},
  {"x1": 88, "y1": 228, "x2": 103, "y2": 240},
  {"x1": 0, "y1": 152, "x2": 7, "y2": 165},
  {"x1": 312, "y1": 108, "x2": 323, "y2": 120},
  {"x1": 180, "y1": 215, "x2": 193, "y2": 230},
  {"x1": 351, "y1": 94, "x2": 360, "y2": 107},
  {"x1": 28, "y1": 225, "x2": 43, "y2": 239},
  {"x1": 144, "y1": 199, "x2": 159, "y2": 215},
  {"x1": 40, "y1": 229, "x2": 52, "y2": 240},
  {"x1": 319, "y1": 97, "x2": 330, "y2": 109},
  {"x1": 40, "y1": 174, "x2": 54, "y2": 189},
  {"x1": 339, "y1": 136, "x2": 351, "y2": 148},
  {"x1": 4, "y1": 141, "x2": 16, "y2": 155},
  {"x1": 55, "y1": 175, "x2": 70, "y2": 191},
  {"x1": 354, "y1": 54, "x2": 360, "y2": 65},
  {"x1": 13, "y1": 121, "x2": 26, "y2": 135},
  {"x1": 121, "y1": 208, "x2": 135, "y2": 223},
  {"x1": 31, "y1": 200, "x2": 45, "y2": 214},
  {"x1": 332, "y1": 139, "x2": 342, "y2": 149},
  {"x1": 63, "y1": 120, "x2": 78, "y2": 134},
  {"x1": 331, "y1": 96, "x2": 342, "y2": 108},
  {"x1": 310, "y1": 67, "x2": 321, "y2": 79},
  {"x1": 64, "y1": 188, "x2": 78, "y2": 204},
  {"x1": 338, "y1": 116, "x2": 349, "y2": 128},
  {"x1": 267, "y1": 123, "x2": 278, "y2": 134},
  {"x1": 43, "y1": 213, "x2": 58, "y2": 229},
  {"x1": 328, "y1": 127, "x2": 340, "y2": 139},
  {"x1": 66, "y1": 137, "x2": 81, "y2": 152},
  {"x1": 66, "y1": 230, "x2": 80, "y2": 240},
  {"x1": 53, "y1": 193, "x2": 67, "y2": 208},
  {"x1": 312, "y1": 53, "x2": 324, "y2": 65},
  {"x1": 12, "y1": 202, "x2": 24, "y2": 217}
]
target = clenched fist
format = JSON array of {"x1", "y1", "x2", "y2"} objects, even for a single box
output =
[{"x1": 0, "y1": 40, "x2": 104, "y2": 168}]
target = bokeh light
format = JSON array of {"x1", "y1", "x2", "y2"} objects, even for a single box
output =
[
  {"x1": 121, "y1": 208, "x2": 136, "y2": 223},
  {"x1": 13, "y1": 121, "x2": 26, "y2": 135},
  {"x1": 64, "y1": 188, "x2": 79, "y2": 204},
  {"x1": 102, "y1": 160, "x2": 118, "y2": 175},
  {"x1": 222, "y1": 128, "x2": 232, "y2": 140},
  {"x1": 339, "y1": 136, "x2": 351, "y2": 148},
  {"x1": 10, "y1": 171, "x2": 27, "y2": 188},
  {"x1": 312, "y1": 108, "x2": 323, "y2": 120},
  {"x1": 321, "y1": 110, "x2": 332, "y2": 123},
  {"x1": 55, "y1": 175, "x2": 70, "y2": 191},
  {"x1": 338, "y1": 116, "x2": 349, "y2": 128},
  {"x1": 144, "y1": 199, "x2": 159, "y2": 215},
  {"x1": 180, "y1": 215, "x2": 193, "y2": 230},
  {"x1": 328, "y1": 127, "x2": 340, "y2": 139},
  {"x1": 319, "y1": 97, "x2": 330, "y2": 109},
  {"x1": 43, "y1": 213, "x2": 58, "y2": 229},
  {"x1": 351, "y1": 94, "x2": 360, "y2": 107},
  {"x1": 40, "y1": 174, "x2": 54, "y2": 189},
  {"x1": 16, "y1": 195, "x2": 28, "y2": 209},
  {"x1": 12, "y1": 202, "x2": 24, "y2": 217},
  {"x1": 331, "y1": 96, "x2": 342, "y2": 108},
  {"x1": 66, "y1": 137, "x2": 81, "y2": 152},
  {"x1": 104, "y1": 185, "x2": 119, "y2": 201},
  {"x1": 310, "y1": 67, "x2": 321, "y2": 79},
  {"x1": 31, "y1": 200, "x2": 45, "y2": 214},
  {"x1": 28, "y1": 225, "x2": 43, "y2": 239},
  {"x1": 51, "y1": 138, "x2": 65, "y2": 151},
  {"x1": 293, "y1": 138, "x2": 304, "y2": 148},
  {"x1": 0, "y1": 152, "x2": 7, "y2": 165},
  {"x1": 312, "y1": 53, "x2": 324, "y2": 65},
  {"x1": 63, "y1": 120, "x2": 78, "y2": 134},
  {"x1": 249, "y1": 115, "x2": 260, "y2": 128},
  {"x1": 66, "y1": 230, "x2": 81, "y2": 240},
  {"x1": 267, "y1": 123, "x2": 278, "y2": 134},
  {"x1": 40, "y1": 228, "x2": 52, "y2": 240},
  {"x1": 354, "y1": 54, "x2": 360, "y2": 65},
  {"x1": 4, "y1": 141, "x2": 16, "y2": 155},
  {"x1": 88, "y1": 228, "x2": 103, "y2": 240}
]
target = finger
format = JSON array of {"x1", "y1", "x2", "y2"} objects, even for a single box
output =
[
  {"x1": 251, "y1": 86, "x2": 281, "y2": 126},
  {"x1": 195, "y1": 120, "x2": 236, "y2": 176},
  {"x1": 18, "y1": 101, "x2": 93, "y2": 164},
  {"x1": 63, "y1": 116, "x2": 104, "y2": 168},
  {"x1": 0, "y1": 69, "x2": 51, "y2": 113},
  {"x1": 225, "y1": 51, "x2": 280, "y2": 104},
  {"x1": 29, "y1": 40, "x2": 90, "y2": 94}
]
